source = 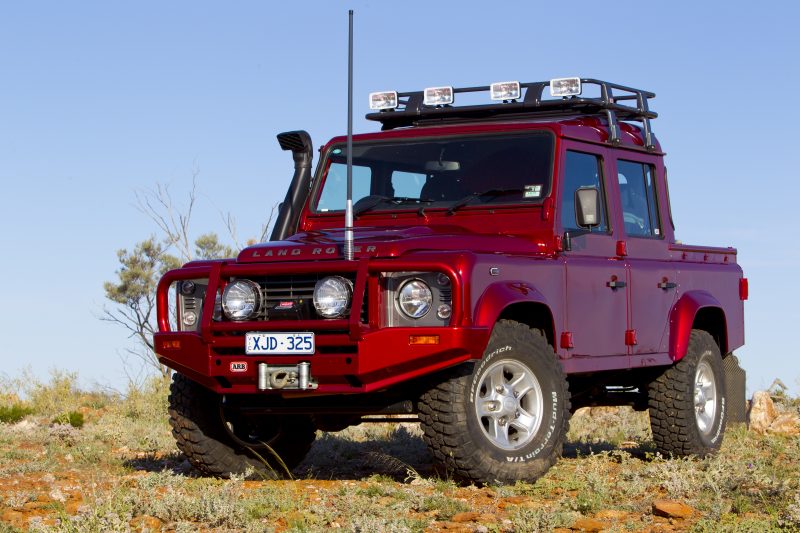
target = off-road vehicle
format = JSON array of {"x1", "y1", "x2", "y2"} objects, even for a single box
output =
[{"x1": 154, "y1": 78, "x2": 747, "y2": 484}]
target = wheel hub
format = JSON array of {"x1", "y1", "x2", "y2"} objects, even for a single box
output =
[
  {"x1": 475, "y1": 360, "x2": 544, "y2": 451},
  {"x1": 694, "y1": 359, "x2": 717, "y2": 435}
]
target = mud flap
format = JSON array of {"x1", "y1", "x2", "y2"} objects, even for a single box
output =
[{"x1": 723, "y1": 354, "x2": 747, "y2": 425}]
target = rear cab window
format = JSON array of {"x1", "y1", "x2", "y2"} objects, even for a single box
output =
[{"x1": 616, "y1": 160, "x2": 661, "y2": 238}]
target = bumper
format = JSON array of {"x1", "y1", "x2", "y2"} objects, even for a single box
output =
[
  {"x1": 155, "y1": 255, "x2": 489, "y2": 395},
  {"x1": 155, "y1": 326, "x2": 490, "y2": 395}
]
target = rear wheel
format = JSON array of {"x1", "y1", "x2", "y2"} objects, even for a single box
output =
[
  {"x1": 168, "y1": 373, "x2": 316, "y2": 478},
  {"x1": 648, "y1": 330, "x2": 727, "y2": 456},
  {"x1": 418, "y1": 320, "x2": 570, "y2": 484}
]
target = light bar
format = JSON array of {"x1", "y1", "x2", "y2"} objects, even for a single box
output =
[
  {"x1": 369, "y1": 91, "x2": 398, "y2": 110},
  {"x1": 490, "y1": 81, "x2": 521, "y2": 101},
  {"x1": 424, "y1": 86, "x2": 454, "y2": 106},
  {"x1": 550, "y1": 77, "x2": 582, "y2": 97}
]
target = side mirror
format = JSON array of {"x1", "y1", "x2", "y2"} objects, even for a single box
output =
[{"x1": 575, "y1": 187, "x2": 600, "y2": 229}]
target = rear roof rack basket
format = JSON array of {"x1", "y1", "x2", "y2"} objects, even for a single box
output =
[{"x1": 366, "y1": 78, "x2": 657, "y2": 150}]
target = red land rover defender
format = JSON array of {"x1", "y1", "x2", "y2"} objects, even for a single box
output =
[{"x1": 154, "y1": 78, "x2": 747, "y2": 484}]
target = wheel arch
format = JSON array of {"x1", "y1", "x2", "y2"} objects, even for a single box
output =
[
  {"x1": 474, "y1": 282, "x2": 556, "y2": 349},
  {"x1": 669, "y1": 290, "x2": 728, "y2": 361}
]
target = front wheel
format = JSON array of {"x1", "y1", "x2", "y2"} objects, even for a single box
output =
[
  {"x1": 418, "y1": 320, "x2": 570, "y2": 484},
  {"x1": 648, "y1": 329, "x2": 727, "y2": 457},
  {"x1": 168, "y1": 373, "x2": 316, "y2": 478}
]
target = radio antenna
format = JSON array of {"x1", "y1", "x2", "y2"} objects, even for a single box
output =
[{"x1": 344, "y1": 9, "x2": 355, "y2": 261}]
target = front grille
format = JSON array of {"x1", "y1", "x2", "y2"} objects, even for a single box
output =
[
  {"x1": 261, "y1": 274, "x2": 317, "y2": 315},
  {"x1": 227, "y1": 274, "x2": 367, "y2": 323}
]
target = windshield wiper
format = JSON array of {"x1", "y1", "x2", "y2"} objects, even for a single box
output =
[
  {"x1": 446, "y1": 188, "x2": 526, "y2": 215},
  {"x1": 354, "y1": 195, "x2": 434, "y2": 217}
]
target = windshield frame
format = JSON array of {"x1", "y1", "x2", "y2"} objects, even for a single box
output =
[{"x1": 308, "y1": 129, "x2": 556, "y2": 216}]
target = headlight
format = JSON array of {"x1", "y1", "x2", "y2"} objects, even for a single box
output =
[
  {"x1": 313, "y1": 276, "x2": 352, "y2": 318},
  {"x1": 222, "y1": 280, "x2": 262, "y2": 321},
  {"x1": 397, "y1": 279, "x2": 432, "y2": 319}
]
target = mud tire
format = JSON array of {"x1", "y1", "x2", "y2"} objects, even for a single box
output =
[
  {"x1": 168, "y1": 373, "x2": 316, "y2": 478},
  {"x1": 418, "y1": 320, "x2": 570, "y2": 485},
  {"x1": 648, "y1": 329, "x2": 727, "y2": 457}
]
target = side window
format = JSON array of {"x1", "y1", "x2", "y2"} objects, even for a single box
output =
[
  {"x1": 561, "y1": 150, "x2": 608, "y2": 232},
  {"x1": 316, "y1": 163, "x2": 371, "y2": 212},
  {"x1": 616, "y1": 160, "x2": 661, "y2": 237}
]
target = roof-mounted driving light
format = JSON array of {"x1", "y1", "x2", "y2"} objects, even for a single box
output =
[
  {"x1": 424, "y1": 86, "x2": 454, "y2": 106},
  {"x1": 550, "y1": 77, "x2": 582, "y2": 97},
  {"x1": 369, "y1": 90, "x2": 398, "y2": 110},
  {"x1": 490, "y1": 81, "x2": 521, "y2": 101}
]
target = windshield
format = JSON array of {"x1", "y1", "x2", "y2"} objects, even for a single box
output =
[{"x1": 313, "y1": 132, "x2": 554, "y2": 213}]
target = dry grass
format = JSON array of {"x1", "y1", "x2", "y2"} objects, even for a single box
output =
[{"x1": 0, "y1": 374, "x2": 798, "y2": 532}]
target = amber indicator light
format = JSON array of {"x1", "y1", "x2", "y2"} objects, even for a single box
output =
[
  {"x1": 162, "y1": 340, "x2": 181, "y2": 350},
  {"x1": 409, "y1": 335, "x2": 440, "y2": 345}
]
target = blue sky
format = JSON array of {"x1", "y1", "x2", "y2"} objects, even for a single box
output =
[{"x1": 0, "y1": 1, "x2": 798, "y2": 395}]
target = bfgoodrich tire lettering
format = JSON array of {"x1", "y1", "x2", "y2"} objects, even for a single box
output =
[
  {"x1": 168, "y1": 373, "x2": 316, "y2": 478},
  {"x1": 418, "y1": 320, "x2": 570, "y2": 484},
  {"x1": 648, "y1": 329, "x2": 727, "y2": 457}
]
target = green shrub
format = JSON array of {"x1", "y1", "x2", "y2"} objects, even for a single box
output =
[
  {"x1": 52, "y1": 411, "x2": 84, "y2": 428},
  {"x1": 0, "y1": 404, "x2": 34, "y2": 424}
]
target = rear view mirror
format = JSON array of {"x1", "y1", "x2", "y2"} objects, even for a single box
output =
[
  {"x1": 424, "y1": 160, "x2": 460, "y2": 171},
  {"x1": 575, "y1": 187, "x2": 600, "y2": 228}
]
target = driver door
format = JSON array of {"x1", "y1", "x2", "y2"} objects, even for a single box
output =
[{"x1": 560, "y1": 145, "x2": 628, "y2": 357}]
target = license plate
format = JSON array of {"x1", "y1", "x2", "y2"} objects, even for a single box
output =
[{"x1": 245, "y1": 332, "x2": 315, "y2": 355}]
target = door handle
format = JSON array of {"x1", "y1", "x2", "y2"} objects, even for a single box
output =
[
  {"x1": 606, "y1": 279, "x2": 626, "y2": 289},
  {"x1": 658, "y1": 281, "x2": 677, "y2": 290}
]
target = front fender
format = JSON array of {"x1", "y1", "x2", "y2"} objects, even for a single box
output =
[
  {"x1": 669, "y1": 290, "x2": 724, "y2": 361},
  {"x1": 474, "y1": 281, "x2": 552, "y2": 329}
]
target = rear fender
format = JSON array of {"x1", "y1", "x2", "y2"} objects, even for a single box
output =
[{"x1": 669, "y1": 290, "x2": 728, "y2": 361}]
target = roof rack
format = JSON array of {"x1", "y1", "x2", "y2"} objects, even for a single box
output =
[{"x1": 365, "y1": 78, "x2": 657, "y2": 150}]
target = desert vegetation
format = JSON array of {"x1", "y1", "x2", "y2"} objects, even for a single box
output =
[{"x1": 0, "y1": 372, "x2": 798, "y2": 532}]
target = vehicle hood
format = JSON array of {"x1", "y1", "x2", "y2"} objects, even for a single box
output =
[{"x1": 237, "y1": 226, "x2": 547, "y2": 262}]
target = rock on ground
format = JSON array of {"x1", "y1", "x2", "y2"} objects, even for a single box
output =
[
  {"x1": 748, "y1": 391, "x2": 777, "y2": 433},
  {"x1": 767, "y1": 413, "x2": 800, "y2": 436},
  {"x1": 652, "y1": 499, "x2": 695, "y2": 519}
]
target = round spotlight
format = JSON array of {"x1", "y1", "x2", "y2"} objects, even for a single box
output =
[
  {"x1": 397, "y1": 279, "x2": 432, "y2": 319},
  {"x1": 222, "y1": 280, "x2": 261, "y2": 321},
  {"x1": 437, "y1": 304, "x2": 452, "y2": 320},
  {"x1": 313, "y1": 276, "x2": 353, "y2": 318},
  {"x1": 436, "y1": 273, "x2": 451, "y2": 287}
]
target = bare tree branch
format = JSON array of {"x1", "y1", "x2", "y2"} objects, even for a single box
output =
[
  {"x1": 259, "y1": 203, "x2": 280, "y2": 243},
  {"x1": 134, "y1": 165, "x2": 199, "y2": 262}
]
